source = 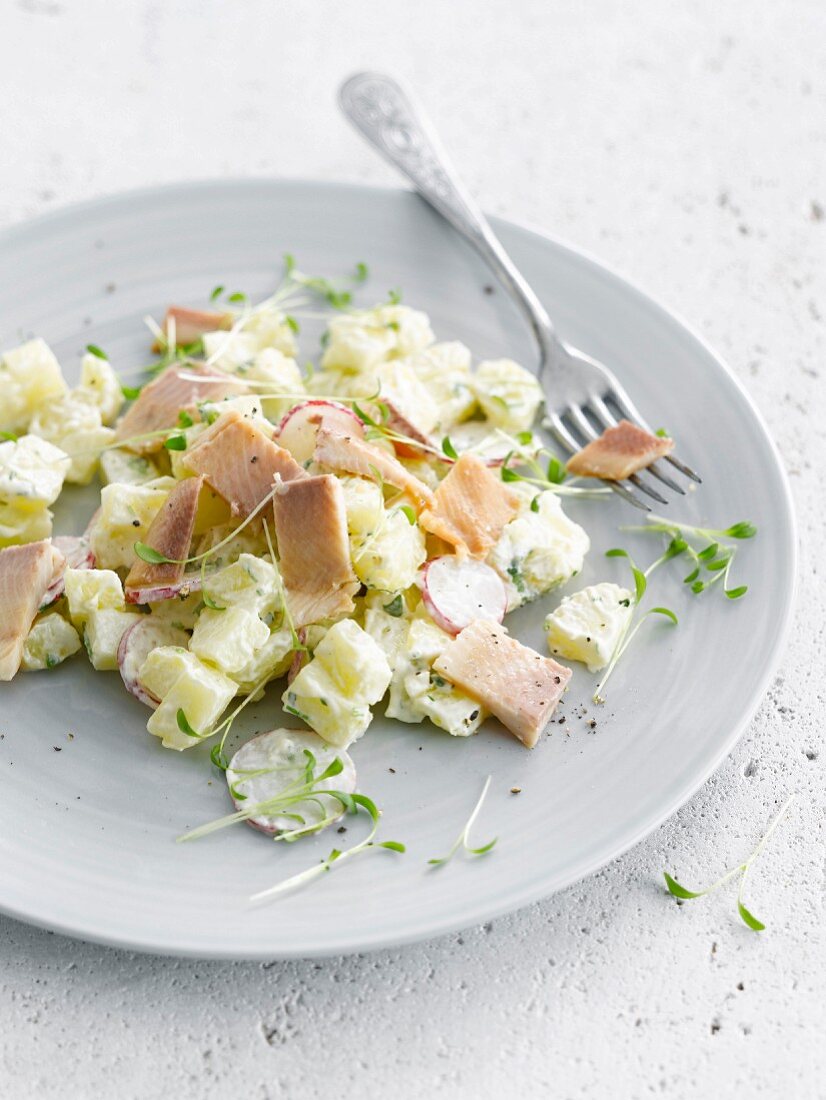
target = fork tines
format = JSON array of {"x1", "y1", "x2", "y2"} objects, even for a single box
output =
[{"x1": 546, "y1": 397, "x2": 701, "y2": 512}]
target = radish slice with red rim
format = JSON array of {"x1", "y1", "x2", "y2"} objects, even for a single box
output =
[
  {"x1": 118, "y1": 619, "x2": 190, "y2": 708},
  {"x1": 125, "y1": 572, "x2": 203, "y2": 605},
  {"x1": 227, "y1": 729, "x2": 356, "y2": 836},
  {"x1": 275, "y1": 400, "x2": 364, "y2": 465},
  {"x1": 421, "y1": 556, "x2": 508, "y2": 635}
]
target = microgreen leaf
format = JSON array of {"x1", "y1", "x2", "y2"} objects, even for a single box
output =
[
  {"x1": 706, "y1": 557, "x2": 730, "y2": 572},
  {"x1": 134, "y1": 542, "x2": 172, "y2": 565},
  {"x1": 176, "y1": 709, "x2": 199, "y2": 739},
  {"x1": 352, "y1": 402, "x2": 377, "y2": 427},
  {"x1": 227, "y1": 291, "x2": 247, "y2": 304},
  {"x1": 441, "y1": 436, "x2": 459, "y2": 461},
  {"x1": 210, "y1": 285, "x2": 225, "y2": 301},
  {"x1": 655, "y1": 427, "x2": 670, "y2": 438},
  {"x1": 737, "y1": 901, "x2": 765, "y2": 932},
  {"x1": 428, "y1": 776, "x2": 495, "y2": 868},
  {"x1": 383, "y1": 594, "x2": 404, "y2": 618},
  {"x1": 530, "y1": 496, "x2": 540, "y2": 513},
  {"x1": 683, "y1": 568, "x2": 700, "y2": 583},
  {"x1": 202, "y1": 592, "x2": 225, "y2": 611},
  {"x1": 649, "y1": 606, "x2": 678, "y2": 625},
  {"x1": 354, "y1": 262, "x2": 369, "y2": 282},
  {"x1": 697, "y1": 542, "x2": 719, "y2": 560},
  {"x1": 515, "y1": 430, "x2": 533, "y2": 446},
  {"x1": 210, "y1": 745, "x2": 229, "y2": 770},
  {"x1": 285, "y1": 315, "x2": 300, "y2": 334},
  {"x1": 691, "y1": 580, "x2": 706, "y2": 594},
  {"x1": 121, "y1": 383, "x2": 142, "y2": 400},
  {"x1": 725, "y1": 585, "x2": 748, "y2": 600},
  {"x1": 177, "y1": 410, "x2": 194, "y2": 428},
  {"x1": 725, "y1": 521, "x2": 757, "y2": 539},
  {"x1": 663, "y1": 872, "x2": 704, "y2": 899},
  {"x1": 605, "y1": 548, "x2": 630, "y2": 560},
  {"x1": 0, "y1": 431, "x2": 18, "y2": 442},
  {"x1": 85, "y1": 343, "x2": 107, "y2": 359},
  {"x1": 399, "y1": 505, "x2": 416, "y2": 525},
  {"x1": 501, "y1": 465, "x2": 521, "y2": 483},
  {"x1": 283, "y1": 253, "x2": 295, "y2": 276},
  {"x1": 632, "y1": 567, "x2": 647, "y2": 604},
  {"x1": 546, "y1": 456, "x2": 567, "y2": 484},
  {"x1": 164, "y1": 435, "x2": 187, "y2": 451},
  {"x1": 379, "y1": 841, "x2": 406, "y2": 853},
  {"x1": 387, "y1": 288, "x2": 402, "y2": 305}
]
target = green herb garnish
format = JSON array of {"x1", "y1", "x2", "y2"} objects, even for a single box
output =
[
  {"x1": 664, "y1": 795, "x2": 794, "y2": 932},
  {"x1": 428, "y1": 776, "x2": 497, "y2": 867}
]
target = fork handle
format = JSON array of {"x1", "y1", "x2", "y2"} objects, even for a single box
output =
[{"x1": 339, "y1": 72, "x2": 565, "y2": 371}]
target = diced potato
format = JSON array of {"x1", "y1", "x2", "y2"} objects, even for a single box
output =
[
  {"x1": 139, "y1": 645, "x2": 201, "y2": 700},
  {"x1": 473, "y1": 358, "x2": 543, "y2": 433},
  {"x1": 189, "y1": 606, "x2": 270, "y2": 676},
  {"x1": 21, "y1": 613, "x2": 82, "y2": 671},
  {"x1": 0, "y1": 338, "x2": 67, "y2": 434},
  {"x1": 201, "y1": 554, "x2": 281, "y2": 621},
  {"x1": 64, "y1": 568, "x2": 124, "y2": 627},
  {"x1": 241, "y1": 348, "x2": 304, "y2": 421},
  {"x1": 321, "y1": 305, "x2": 434, "y2": 373},
  {"x1": 76, "y1": 352, "x2": 124, "y2": 424},
  {"x1": 0, "y1": 500, "x2": 53, "y2": 547},
  {"x1": 0, "y1": 434, "x2": 68, "y2": 507},
  {"x1": 363, "y1": 602, "x2": 410, "y2": 666},
  {"x1": 145, "y1": 592, "x2": 204, "y2": 632},
  {"x1": 29, "y1": 396, "x2": 114, "y2": 484},
  {"x1": 193, "y1": 521, "x2": 268, "y2": 568},
  {"x1": 144, "y1": 652, "x2": 236, "y2": 751},
  {"x1": 283, "y1": 619, "x2": 391, "y2": 747},
  {"x1": 90, "y1": 480, "x2": 172, "y2": 570},
  {"x1": 544, "y1": 582, "x2": 634, "y2": 672},
  {"x1": 232, "y1": 626, "x2": 295, "y2": 695},
  {"x1": 99, "y1": 448, "x2": 161, "y2": 486},
  {"x1": 201, "y1": 330, "x2": 259, "y2": 372},
  {"x1": 351, "y1": 507, "x2": 426, "y2": 593},
  {"x1": 372, "y1": 360, "x2": 439, "y2": 435},
  {"x1": 83, "y1": 608, "x2": 143, "y2": 670},
  {"x1": 399, "y1": 341, "x2": 476, "y2": 429},
  {"x1": 242, "y1": 307, "x2": 298, "y2": 357},
  {"x1": 386, "y1": 616, "x2": 486, "y2": 735},
  {"x1": 195, "y1": 394, "x2": 272, "y2": 439},
  {"x1": 488, "y1": 485, "x2": 590, "y2": 610},
  {"x1": 340, "y1": 476, "x2": 384, "y2": 538}
]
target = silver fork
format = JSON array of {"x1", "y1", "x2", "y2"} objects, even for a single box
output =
[{"x1": 339, "y1": 72, "x2": 700, "y2": 511}]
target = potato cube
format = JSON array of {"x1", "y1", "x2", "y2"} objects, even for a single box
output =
[
  {"x1": 189, "y1": 606, "x2": 270, "y2": 676},
  {"x1": 0, "y1": 338, "x2": 67, "y2": 434},
  {"x1": 84, "y1": 608, "x2": 143, "y2": 670},
  {"x1": 21, "y1": 613, "x2": 82, "y2": 671}
]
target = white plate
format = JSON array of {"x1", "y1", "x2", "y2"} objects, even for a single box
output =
[{"x1": 0, "y1": 181, "x2": 796, "y2": 958}]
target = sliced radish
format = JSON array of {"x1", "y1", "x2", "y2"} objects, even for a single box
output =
[
  {"x1": 421, "y1": 556, "x2": 508, "y2": 635},
  {"x1": 227, "y1": 729, "x2": 356, "y2": 836},
  {"x1": 40, "y1": 535, "x2": 96, "y2": 608},
  {"x1": 118, "y1": 619, "x2": 190, "y2": 708},
  {"x1": 125, "y1": 572, "x2": 203, "y2": 605},
  {"x1": 275, "y1": 400, "x2": 364, "y2": 465}
]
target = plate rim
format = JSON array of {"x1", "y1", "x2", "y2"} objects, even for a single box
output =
[{"x1": 0, "y1": 178, "x2": 798, "y2": 959}]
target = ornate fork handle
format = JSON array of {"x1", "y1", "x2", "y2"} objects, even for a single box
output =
[{"x1": 339, "y1": 71, "x2": 565, "y2": 372}]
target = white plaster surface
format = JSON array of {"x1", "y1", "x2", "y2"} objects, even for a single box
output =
[{"x1": 0, "y1": 1, "x2": 823, "y2": 1096}]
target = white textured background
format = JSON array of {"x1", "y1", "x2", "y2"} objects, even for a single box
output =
[{"x1": 0, "y1": 1, "x2": 824, "y2": 1097}]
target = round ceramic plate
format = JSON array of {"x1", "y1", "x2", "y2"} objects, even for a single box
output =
[{"x1": 0, "y1": 181, "x2": 796, "y2": 958}]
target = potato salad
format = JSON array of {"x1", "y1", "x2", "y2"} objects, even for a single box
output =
[{"x1": 2, "y1": 268, "x2": 710, "y2": 860}]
